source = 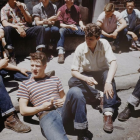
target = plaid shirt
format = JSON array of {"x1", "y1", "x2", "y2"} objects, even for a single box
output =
[{"x1": 1, "y1": 3, "x2": 30, "y2": 29}]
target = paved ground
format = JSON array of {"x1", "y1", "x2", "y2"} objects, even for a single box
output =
[{"x1": 0, "y1": 50, "x2": 140, "y2": 140}]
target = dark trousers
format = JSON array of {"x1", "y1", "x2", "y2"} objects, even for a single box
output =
[
  {"x1": 68, "y1": 70, "x2": 118, "y2": 113},
  {"x1": 100, "y1": 29, "x2": 128, "y2": 50},
  {"x1": 0, "y1": 70, "x2": 31, "y2": 116},
  {"x1": 4, "y1": 26, "x2": 45, "y2": 50}
]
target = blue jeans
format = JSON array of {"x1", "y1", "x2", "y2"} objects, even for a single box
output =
[
  {"x1": 68, "y1": 70, "x2": 118, "y2": 113},
  {"x1": 0, "y1": 75, "x2": 15, "y2": 117},
  {"x1": 0, "y1": 70, "x2": 31, "y2": 116},
  {"x1": 39, "y1": 87, "x2": 88, "y2": 140},
  {"x1": 128, "y1": 77, "x2": 140, "y2": 107},
  {"x1": 4, "y1": 26, "x2": 46, "y2": 50},
  {"x1": 44, "y1": 26, "x2": 60, "y2": 47},
  {"x1": 100, "y1": 29, "x2": 127, "y2": 50},
  {"x1": 57, "y1": 26, "x2": 85, "y2": 49}
]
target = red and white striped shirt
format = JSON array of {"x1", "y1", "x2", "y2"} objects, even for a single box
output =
[{"x1": 17, "y1": 76, "x2": 63, "y2": 107}]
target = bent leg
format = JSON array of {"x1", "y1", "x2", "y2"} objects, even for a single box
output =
[{"x1": 40, "y1": 110, "x2": 68, "y2": 140}]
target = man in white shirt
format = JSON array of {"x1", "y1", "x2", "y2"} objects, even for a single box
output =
[{"x1": 69, "y1": 23, "x2": 119, "y2": 133}]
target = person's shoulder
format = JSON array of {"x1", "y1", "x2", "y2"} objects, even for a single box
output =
[
  {"x1": 134, "y1": 9, "x2": 140, "y2": 14},
  {"x1": 58, "y1": 4, "x2": 65, "y2": 11},
  {"x1": 98, "y1": 39, "x2": 110, "y2": 49},
  {"x1": 114, "y1": 11, "x2": 121, "y2": 15},
  {"x1": 75, "y1": 42, "x2": 86, "y2": 53},
  {"x1": 74, "y1": 4, "x2": 80, "y2": 9},
  {"x1": 98, "y1": 12, "x2": 105, "y2": 19},
  {"x1": 33, "y1": 2, "x2": 41, "y2": 9},
  {"x1": 51, "y1": 3, "x2": 57, "y2": 9},
  {"x1": 1, "y1": 3, "x2": 8, "y2": 10}
]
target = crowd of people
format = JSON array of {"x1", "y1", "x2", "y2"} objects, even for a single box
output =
[{"x1": 0, "y1": 0, "x2": 140, "y2": 140}]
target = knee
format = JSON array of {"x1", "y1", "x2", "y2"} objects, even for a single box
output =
[
  {"x1": 59, "y1": 28, "x2": 66, "y2": 34},
  {"x1": 68, "y1": 77, "x2": 76, "y2": 88},
  {"x1": 51, "y1": 27, "x2": 59, "y2": 33},
  {"x1": 4, "y1": 26, "x2": 14, "y2": 31},
  {"x1": 67, "y1": 87, "x2": 84, "y2": 99}
]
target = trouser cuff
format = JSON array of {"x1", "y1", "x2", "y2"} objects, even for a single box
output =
[
  {"x1": 36, "y1": 44, "x2": 45, "y2": 50},
  {"x1": 2, "y1": 107, "x2": 15, "y2": 117},
  {"x1": 57, "y1": 46, "x2": 64, "y2": 50},
  {"x1": 128, "y1": 94, "x2": 139, "y2": 107},
  {"x1": 74, "y1": 121, "x2": 88, "y2": 130},
  {"x1": 103, "y1": 108, "x2": 114, "y2": 114}
]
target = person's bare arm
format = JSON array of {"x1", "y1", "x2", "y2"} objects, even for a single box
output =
[
  {"x1": 34, "y1": 16, "x2": 44, "y2": 26},
  {"x1": 54, "y1": 90, "x2": 66, "y2": 107},
  {"x1": 0, "y1": 57, "x2": 9, "y2": 70},
  {"x1": 127, "y1": 31, "x2": 138, "y2": 41},
  {"x1": 15, "y1": 1, "x2": 32, "y2": 24},
  {"x1": 112, "y1": 18, "x2": 127, "y2": 39},
  {"x1": 71, "y1": 70, "x2": 98, "y2": 86},
  {"x1": 19, "y1": 98, "x2": 54, "y2": 116},
  {"x1": 104, "y1": 60, "x2": 117, "y2": 99}
]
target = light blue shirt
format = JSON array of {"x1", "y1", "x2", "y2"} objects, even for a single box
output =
[{"x1": 121, "y1": 9, "x2": 140, "y2": 29}]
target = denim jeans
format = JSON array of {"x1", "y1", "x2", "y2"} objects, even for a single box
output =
[
  {"x1": 0, "y1": 75, "x2": 15, "y2": 117},
  {"x1": 44, "y1": 26, "x2": 60, "y2": 47},
  {"x1": 100, "y1": 29, "x2": 127, "y2": 50},
  {"x1": 128, "y1": 77, "x2": 140, "y2": 107},
  {"x1": 57, "y1": 26, "x2": 85, "y2": 49},
  {"x1": 39, "y1": 87, "x2": 88, "y2": 140},
  {"x1": 68, "y1": 70, "x2": 118, "y2": 113},
  {"x1": 0, "y1": 70, "x2": 31, "y2": 116},
  {"x1": 4, "y1": 26, "x2": 45, "y2": 50}
]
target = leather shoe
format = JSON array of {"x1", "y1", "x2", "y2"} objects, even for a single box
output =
[
  {"x1": 58, "y1": 54, "x2": 64, "y2": 63},
  {"x1": 103, "y1": 115, "x2": 113, "y2": 132},
  {"x1": 118, "y1": 104, "x2": 134, "y2": 121},
  {"x1": 77, "y1": 129, "x2": 93, "y2": 140},
  {"x1": 4, "y1": 112, "x2": 31, "y2": 133}
]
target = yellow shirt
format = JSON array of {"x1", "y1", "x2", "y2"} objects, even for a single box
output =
[{"x1": 71, "y1": 39, "x2": 116, "y2": 72}]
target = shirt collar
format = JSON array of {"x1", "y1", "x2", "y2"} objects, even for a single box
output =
[
  {"x1": 84, "y1": 40, "x2": 101, "y2": 54},
  {"x1": 40, "y1": 2, "x2": 51, "y2": 9}
]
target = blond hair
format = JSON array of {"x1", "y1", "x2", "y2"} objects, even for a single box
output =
[{"x1": 104, "y1": 3, "x2": 115, "y2": 12}]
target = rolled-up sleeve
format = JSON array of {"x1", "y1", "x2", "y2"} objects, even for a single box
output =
[
  {"x1": 32, "y1": 5, "x2": 40, "y2": 18},
  {"x1": 71, "y1": 48, "x2": 81, "y2": 71},
  {"x1": 1, "y1": 7, "x2": 8, "y2": 22},
  {"x1": 104, "y1": 40, "x2": 116, "y2": 63}
]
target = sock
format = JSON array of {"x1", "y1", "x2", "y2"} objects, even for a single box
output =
[
  {"x1": 58, "y1": 48, "x2": 64, "y2": 54},
  {"x1": 104, "y1": 111, "x2": 113, "y2": 116},
  {"x1": 100, "y1": 91, "x2": 104, "y2": 98}
]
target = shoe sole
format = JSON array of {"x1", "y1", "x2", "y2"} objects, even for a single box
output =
[
  {"x1": 118, "y1": 117, "x2": 128, "y2": 121},
  {"x1": 4, "y1": 122, "x2": 31, "y2": 133},
  {"x1": 103, "y1": 127, "x2": 113, "y2": 133}
]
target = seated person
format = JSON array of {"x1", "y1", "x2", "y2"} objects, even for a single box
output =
[
  {"x1": 118, "y1": 78, "x2": 140, "y2": 121},
  {"x1": 68, "y1": 23, "x2": 119, "y2": 133},
  {"x1": 1, "y1": 0, "x2": 46, "y2": 58},
  {"x1": 121, "y1": 0, "x2": 140, "y2": 51},
  {"x1": 57, "y1": 0, "x2": 85, "y2": 63},
  {"x1": 0, "y1": 57, "x2": 31, "y2": 133},
  {"x1": 33, "y1": 0, "x2": 60, "y2": 58},
  {"x1": 96, "y1": 3, "x2": 127, "y2": 53},
  {"x1": 18, "y1": 52, "x2": 93, "y2": 140}
]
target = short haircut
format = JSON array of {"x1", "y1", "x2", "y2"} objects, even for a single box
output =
[
  {"x1": 30, "y1": 52, "x2": 47, "y2": 65},
  {"x1": 125, "y1": 0, "x2": 135, "y2": 6},
  {"x1": 84, "y1": 23, "x2": 101, "y2": 38},
  {"x1": 104, "y1": 3, "x2": 115, "y2": 12}
]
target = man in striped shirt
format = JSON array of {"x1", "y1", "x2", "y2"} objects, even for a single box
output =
[{"x1": 18, "y1": 52, "x2": 93, "y2": 140}]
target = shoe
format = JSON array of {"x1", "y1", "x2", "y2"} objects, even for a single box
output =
[
  {"x1": 77, "y1": 129, "x2": 93, "y2": 140},
  {"x1": 103, "y1": 115, "x2": 113, "y2": 132},
  {"x1": 138, "y1": 68, "x2": 140, "y2": 73},
  {"x1": 46, "y1": 70, "x2": 55, "y2": 77},
  {"x1": 58, "y1": 54, "x2": 64, "y2": 63},
  {"x1": 4, "y1": 112, "x2": 31, "y2": 133},
  {"x1": 118, "y1": 104, "x2": 134, "y2": 121},
  {"x1": 135, "y1": 40, "x2": 140, "y2": 48},
  {"x1": 131, "y1": 41, "x2": 138, "y2": 50}
]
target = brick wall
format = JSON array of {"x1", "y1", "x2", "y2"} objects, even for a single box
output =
[{"x1": 110, "y1": 0, "x2": 140, "y2": 12}]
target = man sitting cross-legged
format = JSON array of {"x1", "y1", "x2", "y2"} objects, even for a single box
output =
[
  {"x1": 17, "y1": 52, "x2": 93, "y2": 140},
  {"x1": 68, "y1": 23, "x2": 119, "y2": 133},
  {"x1": 118, "y1": 78, "x2": 140, "y2": 121},
  {"x1": 56, "y1": 0, "x2": 85, "y2": 63}
]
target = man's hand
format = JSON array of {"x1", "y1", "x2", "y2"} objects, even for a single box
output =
[
  {"x1": 0, "y1": 57, "x2": 9, "y2": 69},
  {"x1": 70, "y1": 25, "x2": 78, "y2": 31},
  {"x1": 17, "y1": 26, "x2": 26, "y2": 37},
  {"x1": 40, "y1": 98, "x2": 54, "y2": 111},
  {"x1": 14, "y1": 1, "x2": 24, "y2": 12},
  {"x1": 132, "y1": 33, "x2": 138, "y2": 41},
  {"x1": 54, "y1": 98, "x2": 64, "y2": 108},
  {"x1": 85, "y1": 76, "x2": 98, "y2": 86},
  {"x1": 20, "y1": 68, "x2": 30, "y2": 76},
  {"x1": 80, "y1": 25, "x2": 85, "y2": 30},
  {"x1": 112, "y1": 30, "x2": 118, "y2": 39},
  {"x1": 104, "y1": 83, "x2": 114, "y2": 99}
]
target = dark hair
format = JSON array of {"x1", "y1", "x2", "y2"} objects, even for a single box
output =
[
  {"x1": 104, "y1": 3, "x2": 115, "y2": 12},
  {"x1": 30, "y1": 52, "x2": 47, "y2": 65},
  {"x1": 125, "y1": 0, "x2": 135, "y2": 6},
  {"x1": 84, "y1": 23, "x2": 101, "y2": 38}
]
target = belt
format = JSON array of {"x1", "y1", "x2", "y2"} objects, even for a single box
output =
[{"x1": 38, "y1": 111, "x2": 50, "y2": 120}]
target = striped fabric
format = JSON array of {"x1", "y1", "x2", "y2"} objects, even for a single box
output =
[{"x1": 17, "y1": 76, "x2": 63, "y2": 107}]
